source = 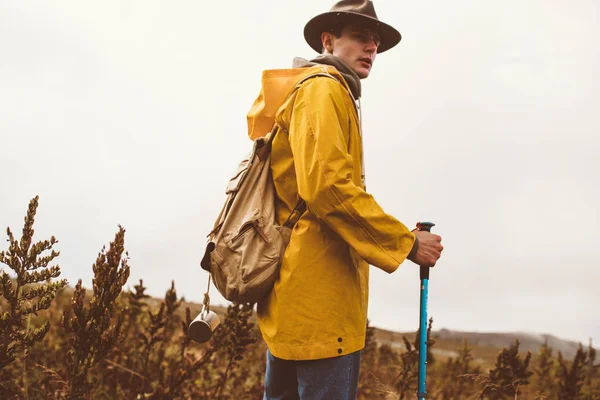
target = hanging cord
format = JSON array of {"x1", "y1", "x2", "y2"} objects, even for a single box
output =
[{"x1": 202, "y1": 275, "x2": 211, "y2": 315}]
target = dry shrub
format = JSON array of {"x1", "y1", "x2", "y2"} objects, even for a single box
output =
[{"x1": 1, "y1": 197, "x2": 599, "y2": 399}]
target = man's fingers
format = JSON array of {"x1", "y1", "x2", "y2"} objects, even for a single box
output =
[{"x1": 410, "y1": 230, "x2": 444, "y2": 267}]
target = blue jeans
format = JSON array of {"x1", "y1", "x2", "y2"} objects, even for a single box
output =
[{"x1": 263, "y1": 348, "x2": 361, "y2": 400}]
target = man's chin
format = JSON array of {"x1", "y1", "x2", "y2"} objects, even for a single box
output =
[
  {"x1": 352, "y1": 64, "x2": 371, "y2": 79},
  {"x1": 356, "y1": 69, "x2": 370, "y2": 79}
]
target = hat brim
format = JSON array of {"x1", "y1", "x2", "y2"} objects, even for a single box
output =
[{"x1": 304, "y1": 11, "x2": 401, "y2": 54}]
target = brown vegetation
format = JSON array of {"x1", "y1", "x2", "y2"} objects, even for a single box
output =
[{"x1": 1, "y1": 197, "x2": 599, "y2": 399}]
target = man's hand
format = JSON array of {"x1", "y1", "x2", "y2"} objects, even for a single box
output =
[{"x1": 408, "y1": 230, "x2": 443, "y2": 268}]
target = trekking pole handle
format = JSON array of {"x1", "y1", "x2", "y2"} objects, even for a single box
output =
[
  {"x1": 416, "y1": 222, "x2": 435, "y2": 280},
  {"x1": 416, "y1": 221, "x2": 435, "y2": 233}
]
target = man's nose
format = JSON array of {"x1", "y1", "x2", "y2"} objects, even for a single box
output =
[{"x1": 365, "y1": 39, "x2": 378, "y2": 54}]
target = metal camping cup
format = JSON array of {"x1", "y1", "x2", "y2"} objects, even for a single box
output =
[{"x1": 188, "y1": 309, "x2": 220, "y2": 343}]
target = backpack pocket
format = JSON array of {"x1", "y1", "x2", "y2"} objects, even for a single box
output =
[
  {"x1": 224, "y1": 210, "x2": 279, "y2": 276},
  {"x1": 215, "y1": 209, "x2": 286, "y2": 301}
]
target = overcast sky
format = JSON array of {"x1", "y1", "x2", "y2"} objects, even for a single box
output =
[{"x1": 1, "y1": 0, "x2": 598, "y2": 347}]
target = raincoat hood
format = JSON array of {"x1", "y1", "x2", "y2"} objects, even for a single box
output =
[{"x1": 246, "y1": 57, "x2": 359, "y2": 140}]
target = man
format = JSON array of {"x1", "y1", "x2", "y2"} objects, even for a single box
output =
[{"x1": 247, "y1": 1, "x2": 444, "y2": 398}]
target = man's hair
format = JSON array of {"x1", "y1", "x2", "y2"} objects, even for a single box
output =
[{"x1": 321, "y1": 21, "x2": 345, "y2": 53}]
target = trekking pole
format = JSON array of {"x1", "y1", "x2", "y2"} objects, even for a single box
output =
[{"x1": 416, "y1": 221, "x2": 435, "y2": 400}]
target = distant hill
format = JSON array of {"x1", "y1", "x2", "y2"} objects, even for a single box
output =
[
  {"x1": 373, "y1": 326, "x2": 592, "y2": 365},
  {"x1": 194, "y1": 301, "x2": 595, "y2": 369},
  {"x1": 50, "y1": 285, "x2": 596, "y2": 373},
  {"x1": 434, "y1": 329, "x2": 587, "y2": 359},
  {"x1": 58, "y1": 281, "x2": 594, "y2": 366}
]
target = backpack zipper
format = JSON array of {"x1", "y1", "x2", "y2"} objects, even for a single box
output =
[
  {"x1": 231, "y1": 219, "x2": 269, "y2": 243},
  {"x1": 253, "y1": 220, "x2": 269, "y2": 243}
]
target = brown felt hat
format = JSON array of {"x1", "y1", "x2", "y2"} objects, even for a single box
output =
[{"x1": 304, "y1": 0, "x2": 401, "y2": 54}]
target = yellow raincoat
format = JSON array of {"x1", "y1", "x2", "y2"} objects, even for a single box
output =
[{"x1": 247, "y1": 64, "x2": 416, "y2": 360}]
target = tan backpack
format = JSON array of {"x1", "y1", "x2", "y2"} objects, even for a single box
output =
[{"x1": 200, "y1": 72, "x2": 343, "y2": 303}]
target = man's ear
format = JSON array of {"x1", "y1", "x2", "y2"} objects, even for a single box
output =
[{"x1": 321, "y1": 32, "x2": 333, "y2": 53}]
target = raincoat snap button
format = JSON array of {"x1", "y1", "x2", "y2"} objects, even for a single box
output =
[
  {"x1": 338, "y1": 337, "x2": 342, "y2": 342},
  {"x1": 338, "y1": 348, "x2": 342, "y2": 354}
]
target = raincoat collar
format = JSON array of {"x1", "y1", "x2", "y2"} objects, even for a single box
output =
[{"x1": 292, "y1": 55, "x2": 361, "y2": 99}]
